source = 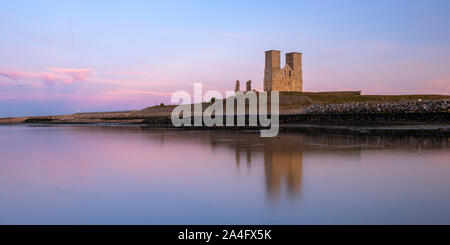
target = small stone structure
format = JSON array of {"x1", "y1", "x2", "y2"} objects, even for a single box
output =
[
  {"x1": 246, "y1": 80, "x2": 252, "y2": 92},
  {"x1": 264, "y1": 50, "x2": 302, "y2": 92},
  {"x1": 235, "y1": 80, "x2": 240, "y2": 92}
]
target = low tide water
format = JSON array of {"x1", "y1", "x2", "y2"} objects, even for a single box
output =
[{"x1": 0, "y1": 125, "x2": 449, "y2": 224}]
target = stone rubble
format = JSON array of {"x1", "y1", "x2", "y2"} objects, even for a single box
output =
[{"x1": 304, "y1": 100, "x2": 450, "y2": 114}]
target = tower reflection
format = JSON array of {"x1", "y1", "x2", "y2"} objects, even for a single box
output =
[
  {"x1": 263, "y1": 144, "x2": 303, "y2": 200},
  {"x1": 233, "y1": 136, "x2": 305, "y2": 201}
]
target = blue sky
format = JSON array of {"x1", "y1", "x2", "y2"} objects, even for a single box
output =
[{"x1": 1, "y1": 0, "x2": 449, "y2": 116}]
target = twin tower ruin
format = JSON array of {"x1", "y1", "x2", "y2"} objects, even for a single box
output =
[
  {"x1": 264, "y1": 50, "x2": 303, "y2": 92},
  {"x1": 234, "y1": 50, "x2": 303, "y2": 92}
]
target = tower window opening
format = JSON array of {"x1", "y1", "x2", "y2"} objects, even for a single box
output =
[{"x1": 289, "y1": 71, "x2": 291, "y2": 77}]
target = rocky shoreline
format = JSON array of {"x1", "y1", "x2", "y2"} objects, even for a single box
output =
[{"x1": 303, "y1": 100, "x2": 449, "y2": 114}]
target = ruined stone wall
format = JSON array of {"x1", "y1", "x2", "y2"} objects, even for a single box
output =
[
  {"x1": 286, "y1": 52, "x2": 302, "y2": 91},
  {"x1": 264, "y1": 50, "x2": 280, "y2": 91}
]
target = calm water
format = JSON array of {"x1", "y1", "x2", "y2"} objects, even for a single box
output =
[{"x1": 0, "y1": 125, "x2": 449, "y2": 225}]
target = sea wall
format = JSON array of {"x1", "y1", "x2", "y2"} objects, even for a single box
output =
[
  {"x1": 140, "y1": 112, "x2": 449, "y2": 126},
  {"x1": 279, "y1": 112, "x2": 449, "y2": 125},
  {"x1": 303, "y1": 100, "x2": 449, "y2": 114},
  {"x1": 140, "y1": 100, "x2": 449, "y2": 126}
]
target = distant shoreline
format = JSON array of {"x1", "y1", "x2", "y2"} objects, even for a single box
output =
[{"x1": 1, "y1": 93, "x2": 448, "y2": 136}]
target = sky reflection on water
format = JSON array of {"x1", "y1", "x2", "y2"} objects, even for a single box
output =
[{"x1": 0, "y1": 126, "x2": 449, "y2": 224}]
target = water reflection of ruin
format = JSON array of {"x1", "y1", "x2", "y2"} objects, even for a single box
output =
[
  {"x1": 234, "y1": 136, "x2": 305, "y2": 201},
  {"x1": 66, "y1": 127, "x2": 450, "y2": 201},
  {"x1": 263, "y1": 143, "x2": 303, "y2": 200}
]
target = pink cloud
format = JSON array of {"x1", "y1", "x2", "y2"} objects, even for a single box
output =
[
  {"x1": 0, "y1": 68, "x2": 92, "y2": 85},
  {"x1": 39, "y1": 72, "x2": 61, "y2": 84},
  {"x1": 48, "y1": 68, "x2": 92, "y2": 83},
  {"x1": 108, "y1": 71, "x2": 151, "y2": 76},
  {"x1": 0, "y1": 70, "x2": 33, "y2": 82},
  {"x1": 104, "y1": 90, "x2": 173, "y2": 97}
]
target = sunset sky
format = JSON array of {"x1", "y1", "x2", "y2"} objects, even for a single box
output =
[{"x1": 1, "y1": 0, "x2": 449, "y2": 117}]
